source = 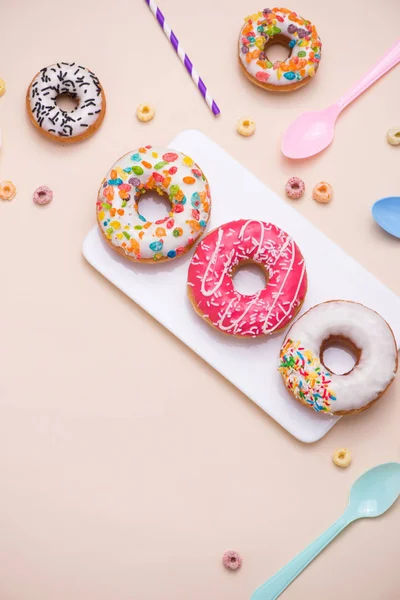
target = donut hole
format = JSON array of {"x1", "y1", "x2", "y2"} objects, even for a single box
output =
[
  {"x1": 291, "y1": 182, "x2": 300, "y2": 190},
  {"x1": 321, "y1": 336, "x2": 361, "y2": 376},
  {"x1": 263, "y1": 34, "x2": 292, "y2": 64},
  {"x1": 56, "y1": 93, "x2": 79, "y2": 112},
  {"x1": 137, "y1": 190, "x2": 171, "y2": 222},
  {"x1": 232, "y1": 261, "x2": 268, "y2": 296}
]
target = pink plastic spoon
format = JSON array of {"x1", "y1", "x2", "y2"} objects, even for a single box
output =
[{"x1": 282, "y1": 39, "x2": 400, "y2": 159}]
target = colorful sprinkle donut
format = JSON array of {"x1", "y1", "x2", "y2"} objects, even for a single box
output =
[
  {"x1": 279, "y1": 301, "x2": 398, "y2": 415},
  {"x1": 97, "y1": 146, "x2": 211, "y2": 262},
  {"x1": 26, "y1": 62, "x2": 106, "y2": 143},
  {"x1": 238, "y1": 8, "x2": 322, "y2": 92},
  {"x1": 187, "y1": 220, "x2": 308, "y2": 337}
]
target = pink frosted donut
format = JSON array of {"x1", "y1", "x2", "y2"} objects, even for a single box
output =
[{"x1": 187, "y1": 219, "x2": 308, "y2": 338}]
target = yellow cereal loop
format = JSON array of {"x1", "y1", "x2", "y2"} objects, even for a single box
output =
[
  {"x1": 237, "y1": 117, "x2": 256, "y2": 137},
  {"x1": 332, "y1": 448, "x2": 351, "y2": 468},
  {"x1": 386, "y1": 128, "x2": 400, "y2": 146},
  {"x1": 136, "y1": 103, "x2": 155, "y2": 122},
  {"x1": 0, "y1": 79, "x2": 6, "y2": 96}
]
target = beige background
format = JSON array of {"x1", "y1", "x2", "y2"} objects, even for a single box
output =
[{"x1": 0, "y1": 0, "x2": 399, "y2": 598}]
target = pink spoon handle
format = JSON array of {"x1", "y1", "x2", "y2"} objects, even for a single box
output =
[{"x1": 337, "y1": 39, "x2": 400, "y2": 111}]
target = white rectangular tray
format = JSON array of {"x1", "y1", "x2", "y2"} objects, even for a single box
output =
[{"x1": 83, "y1": 130, "x2": 400, "y2": 442}]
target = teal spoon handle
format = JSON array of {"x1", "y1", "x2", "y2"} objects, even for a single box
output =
[{"x1": 251, "y1": 513, "x2": 351, "y2": 600}]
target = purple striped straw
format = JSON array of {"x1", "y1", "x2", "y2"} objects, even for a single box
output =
[{"x1": 144, "y1": 0, "x2": 220, "y2": 116}]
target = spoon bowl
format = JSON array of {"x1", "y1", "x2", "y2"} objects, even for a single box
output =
[
  {"x1": 347, "y1": 462, "x2": 400, "y2": 519},
  {"x1": 372, "y1": 196, "x2": 400, "y2": 239},
  {"x1": 282, "y1": 105, "x2": 339, "y2": 159}
]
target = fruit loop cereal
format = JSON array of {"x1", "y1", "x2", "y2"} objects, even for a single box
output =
[
  {"x1": 386, "y1": 128, "x2": 400, "y2": 146},
  {"x1": 333, "y1": 448, "x2": 351, "y2": 468},
  {"x1": 222, "y1": 551, "x2": 242, "y2": 571},
  {"x1": 237, "y1": 117, "x2": 256, "y2": 136},
  {"x1": 0, "y1": 180, "x2": 16, "y2": 201},
  {"x1": 33, "y1": 185, "x2": 53, "y2": 205},
  {"x1": 285, "y1": 177, "x2": 305, "y2": 199},
  {"x1": 238, "y1": 8, "x2": 321, "y2": 89},
  {"x1": 97, "y1": 146, "x2": 211, "y2": 262},
  {"x1": 136, "y1": 104, "x2": 155, "y2": 122},
  {"x1": 312, "y1": 182, "x2": 333, "y2": 204},
  {"x1": 0, "y1": 79, "x2": 6, "y2": 96}
]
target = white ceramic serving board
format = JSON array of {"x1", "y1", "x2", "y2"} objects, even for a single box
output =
[{"x1": 83, "y1": 130, "x2": 400, "y2": 443}]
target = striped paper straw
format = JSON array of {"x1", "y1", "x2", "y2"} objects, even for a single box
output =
[{"x1": 144, "y1": 0, "x2": 220, "y2": 116}]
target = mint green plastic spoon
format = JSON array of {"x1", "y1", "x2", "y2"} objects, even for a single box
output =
[{"x1": 251, "y1": 462, "x2": 400, "y2": 600}]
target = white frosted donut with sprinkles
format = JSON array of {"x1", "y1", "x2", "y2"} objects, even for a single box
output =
[
  {"x1": 26, "y1": 62, "x2": 106, "y2": 143},
  {"x1": 97, "y1": 146, "x2": 211, "y2": 263},
  {"x1": 279, "y1": 301, "x2": 398, "y2": 415},
  {"x1": 239, "y1": 8, "x2": 322, "y2": 92},
  {"x1": 187, "y1": 220, "x2": 307, "y2": 338}
]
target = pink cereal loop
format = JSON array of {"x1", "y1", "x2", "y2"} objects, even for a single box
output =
[
  {"x1": 33, "y1": 185, "x2": 53, "y2": 205},
  {"x1": 187, "y1": 220, "x2": 308, "y2": 338},
  {"x1": 222, "y1": 550, "x2": 242, "y2": 571},
  {"x1": 285, "y1": 177, "x2": 305, "y2": 200}
]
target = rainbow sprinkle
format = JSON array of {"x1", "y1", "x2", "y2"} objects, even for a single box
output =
[{"x1": 279, "y1": 339, "x2": 336, "y2": 413}]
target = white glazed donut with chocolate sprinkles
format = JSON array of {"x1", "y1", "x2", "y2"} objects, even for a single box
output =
[{"x1": 26, "y1": 62, "x2": 106, "y2": 143}]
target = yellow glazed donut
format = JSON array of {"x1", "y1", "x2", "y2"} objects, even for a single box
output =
[
  {"x1": 238, "y1": 8, "x2": 322, "y2": 92},
  {"x1": 26, "y1": 62, "x2": 106, "y2": 143},
  {"x1": 97, "y1": 146, "x2": 211, "y2": 263}
]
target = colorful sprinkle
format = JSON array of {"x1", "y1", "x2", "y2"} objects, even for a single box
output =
[{"x1": 279, "y1": 339, "x2": 336, "y2": 413}]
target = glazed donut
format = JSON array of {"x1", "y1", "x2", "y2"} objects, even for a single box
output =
[
  {"x1": 279, "y1": 301, "x2": 398, "y2": 415},
  {"x1": 97, "y1": 146, "x2": 211, "y2": 263},
  {"x1": 187, "y1": 220, "x2": 307, "y2": 338},
  {"x1": 238, "y1": 8, "x2": 322, "y2": 92},
  {"x1": 26, "y1": 62, "x2": 106, "y2": 143}
]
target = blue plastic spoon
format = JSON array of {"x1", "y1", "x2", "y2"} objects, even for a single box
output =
[
  {"x1": 372, "y1": 196, "x2": 400, "y2": 239},
  {"x1": 251, "y1": 462, "x2": 400, "y2": 600}
]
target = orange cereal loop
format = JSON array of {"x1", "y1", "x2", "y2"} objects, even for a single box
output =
[
  {"x1": 110, "y1": 169, "x2": 117, "y2": 179},
  {"x1": 117, "y1": 208, "x2": 125, "y2": 216},
  {"x1": 139, "y1": 231, "x2": 144, "y2": 239},
  {"x1": 0, "y1": 180, "x2": 17, "y2": 201},
  {"x1": 175, "y1": 189, "x2": 184, "y2": 201},
  {"x1": 183, "y1": 176, "x2": 196, "y2": 185},
  {"x1": 143, "y1": 222, "x2": 152, "y2": 229},
  {"x1": 163, "y1": 176, "x2": 171, "y2": 187},
  {"x1": 138, "y1": 147, "x2": 147, "y2": 153},
  {"x1": 110, "y1": 208, "x2": 117, "y2": 217},
  {"x1": 0, "y1": 181, "x2": 16, "y2": 200},
  {"x1": 312, "y1": 181, "x2": 333, "y2": 204},
  {"x1": 142, "y1": 161, "x2": 152, "y2": 169},
  {"x1": 245, "y1": 53, "x2": 253, "y2": 64}
]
